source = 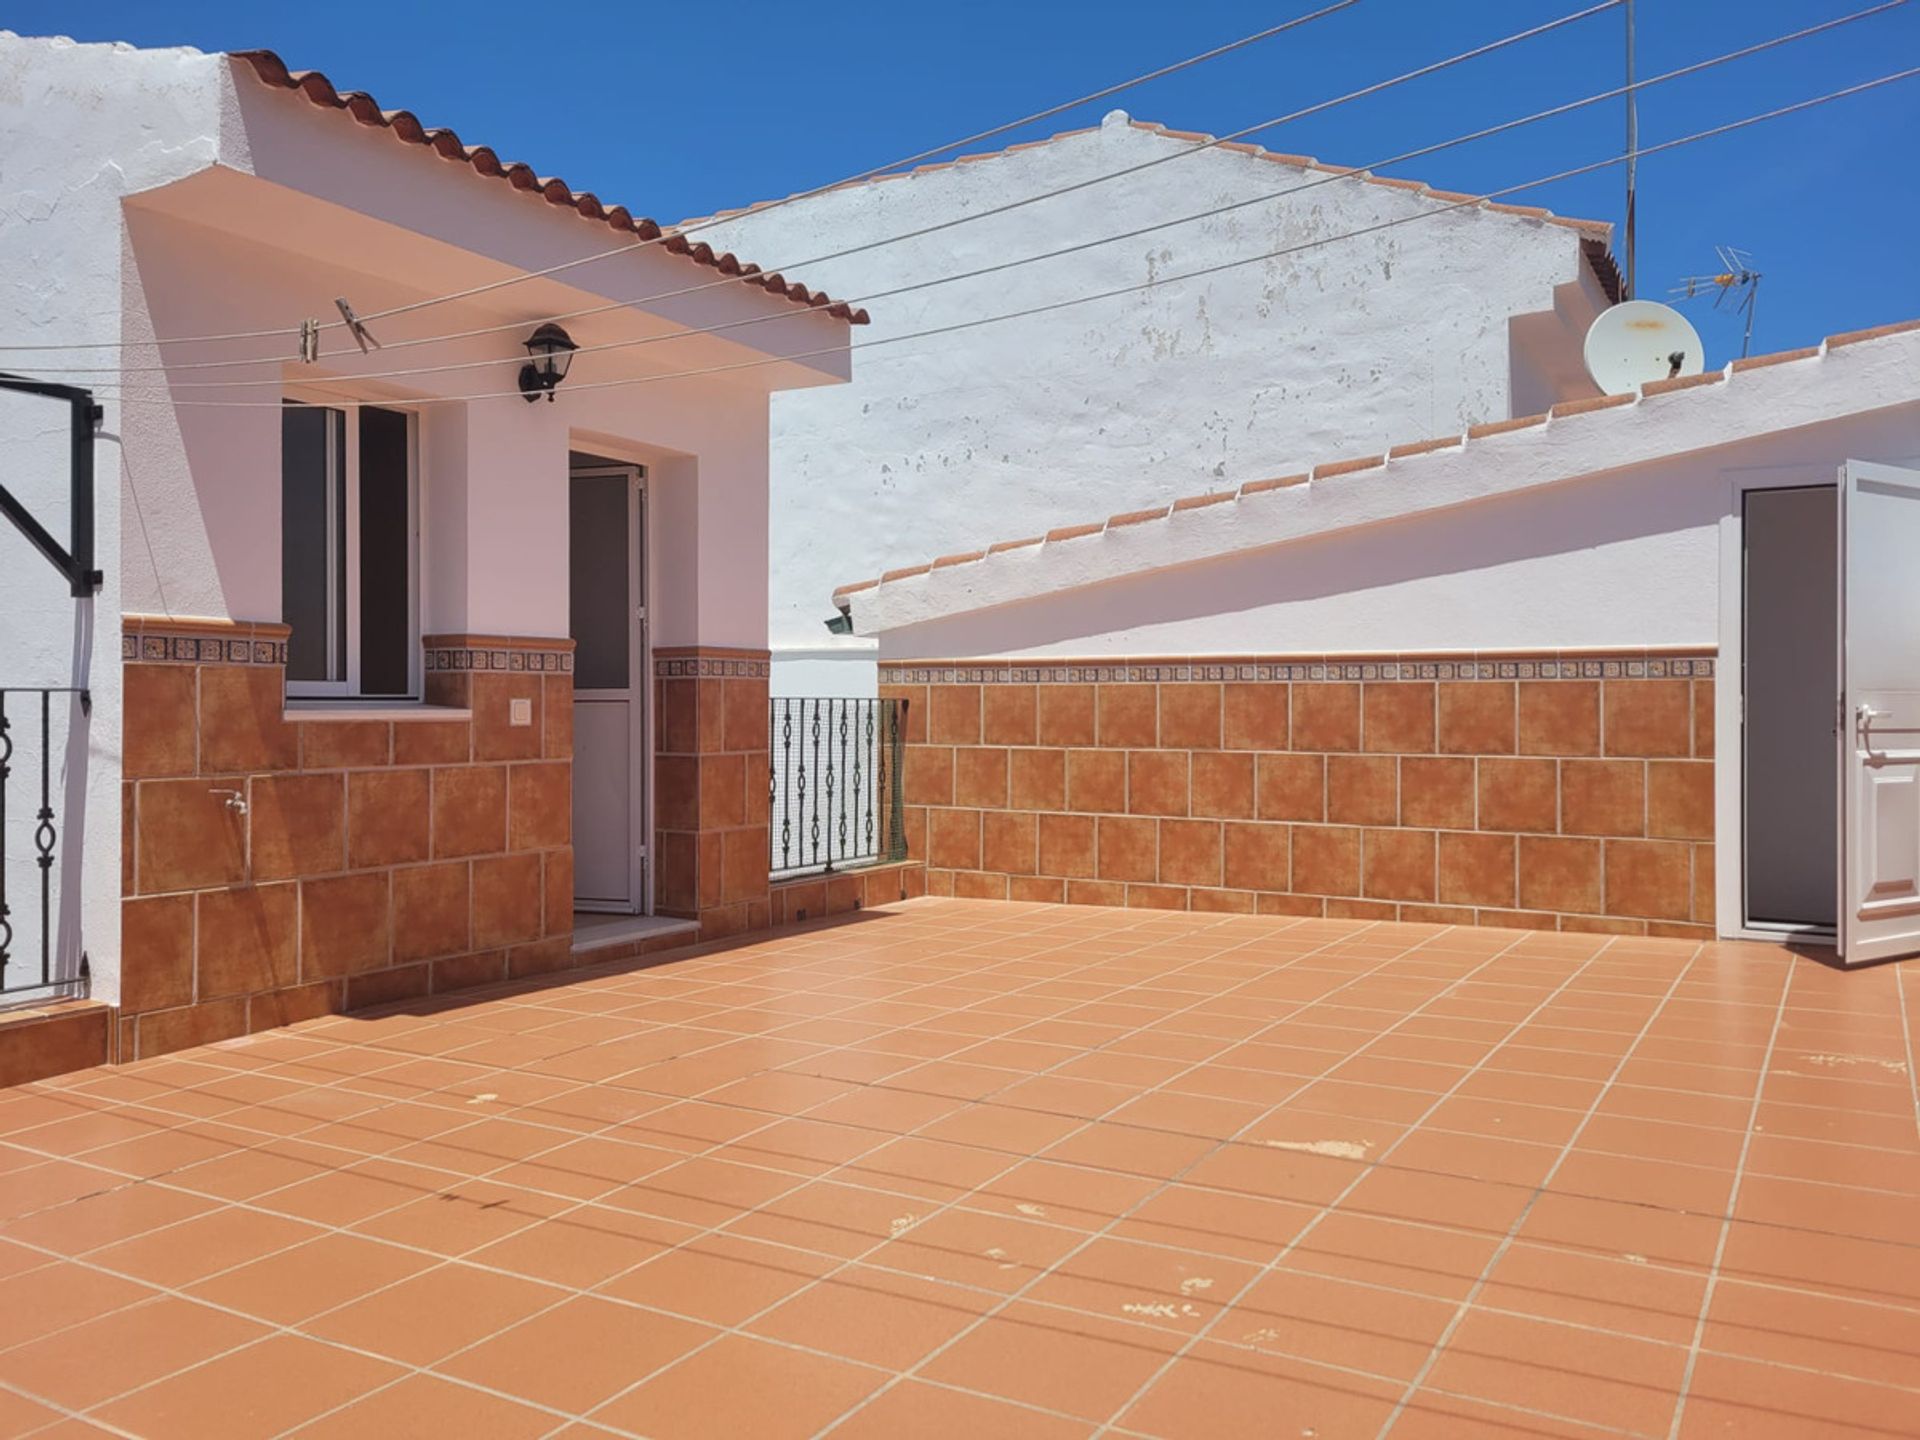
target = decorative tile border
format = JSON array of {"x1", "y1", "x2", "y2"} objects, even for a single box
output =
[
  {"x1": 879, "y1": 650, "x2": 1715, "y2": 686},
  {"x1": 425, "y1": 646, "x2": 573, "y2": 674},
  {"x1": 654, "y1": 647, "x2": 772, "y2": 680},
  {"x1": 123, "y1": 632, "x2": 289, "y2": 666}
]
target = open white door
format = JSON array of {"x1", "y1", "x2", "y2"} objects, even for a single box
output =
[{"x1": 1838, "y1": 460, "x2": 1920, "y2": 964}]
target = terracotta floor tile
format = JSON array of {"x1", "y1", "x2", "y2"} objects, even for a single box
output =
[
  {"x1": 598, "y1": 1233, "x2": 834, "y2": 1325},
  {"x1": 1111, "y1": 1184, "x2": 1316, "y2": 1263},
  {"x1": 591, "y1": 1333, "x2": 887, "y2": 1439},
  {"x1": 821, "y1": 1378, "x2": 1095, "y2": 1440},
  {"x1": 283, "y1": 1373, "x2": 554, "y2": 1439},
  {"x1": 1676, "y1": 1351, "x2": 1920, "y2": 1437},
  {"x1": 87, "y1": 1203, "x2": 323, "y2": 1288},
  {"x1": 4, "y1": 1180, "x2": 214, "y2": 1256},
  {"x1": 1223, "y1": 1265, "x2": 1458, "y2": 1380},
  {"x1": 301, "y1": 1261, "x2": 559, "y2": 1365},
  {"x1": 749, "y1": 1265, "x2": 994, "y2": 1369},
  {"x1": 185, "y1": 1231, "x2": 436, "y2": 1325},
  {"x1": 1476, "y1": 1240, "x2": 1708, "y2": 1344},
  {"x1": 466, "y1": 1202, "x2": 688, "y2": 1288},
  {"x1": 0, "y1": 1260, "x2": 155, "y2": 1352},
  {"x1": 919, "y1": 1300, "x2": 1185, "y2": 1421},
  {"x1": 0, "y1": 1295, "x2": 267, "y2": 1410},
  {"x1": 1116, "y1": 1340, "x2": 1401, "y2": 1439},
  {"x1": 350, "y1": 1177, "x2": 573, "y2": 1256},
  {"x1": 92, "y1": 1333, "x2": 404, "y2": 1440},
  {"x1": 437, "y1": 1294, "x2": 714, "y2": 1412},
  {"x1": 0, "y1": 1388, "x2": 63, "y2": 1436}
]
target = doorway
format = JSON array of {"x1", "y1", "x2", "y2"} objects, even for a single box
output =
[
  {"x1": 569, "y1": 457, "x2": 650, "y2": 914},
  {"x1": 1741, "y1": 484, "x2": 1837, "y2": 932}
]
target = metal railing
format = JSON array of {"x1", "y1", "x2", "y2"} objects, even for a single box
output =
[
  {"x1": 1, "y1": 688, "x2": 88, "y2": 1000},
  {"x1": 770, "y1": 697, "x2": 907, "y2": 877}
]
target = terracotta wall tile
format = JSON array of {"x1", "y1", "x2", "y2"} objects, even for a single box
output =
[
  {"x1": 346, "y1": 769, "x2": 432, "y2": 869},
  {"x1": 1008, "y1": 875, "x2": 1066, "y2": 903},
  {"x1": 1439, "y1": 831, "x2": 1516, "y2": 908},
  {"x1": 1327, "y1": 755, "x2": 1397, "y2": 826},
  {"x1": 136, "y1": 779, "x2": 248, "y2": 893},
  {"x1": 1692, "y1": 843, "x2": 1716, "y2": 924},
  {"x1": 509, "y1": 762, "x2": 572, "y2": 851},
  {"x1": 903, "y1": 746, "x2": 955, "y2": 807},
  {"x1": 1605, "y1": 839, "x2": 1693, "y2": 920},
  {"x1": 120, "y1": 894, "x2": 195, "y2": 1013},
  {"x1": 123, "y1": 665, "x2": 196, "y2": 778},
  {"x1": 1066, "y1": 878, "x2": 1125, "y2": 906},
  {"x1": 471, "y1": 672, "x2": 544, "y2": 762},
  {"x1": 0, "y1": 1007, "x2": 109, "y2": 1086},
  {"x1": 1560, "y1": 760, "x2": 1647, "y2": 838},
  {"x1": 1222, "y1": 821, "x2": 1289, "y2": 891},
  {"x1": 982, "y1": 685, "x2": 1037, "y2": 746},
  {"x1": 658, "y1": 678, "x2": 700, "y2": 754},
  {"x1": 1399, "y1": 756, "x2": 1475, "y2": 829},
  {"x1": 1257, "y1": 753, "x2": 1325, "y2": 821},
  {"x1": 345, "y1": 964, "x2": 431, "y2": 1011},
  {"x1": 1258, "y1": 892, "x2": 1324, "y2": 917},
  {"x1": 953, "y1": 870, "x2": 1010, "y2": 900},
  {"x1": 1159, "y1": 819, "x2": 1223, "y2": 887},
  {"x1": 393, "y1": 862, "x2": 472, "y2": 962},
  {"x1": 1363, "y1": 827, "x2": 1436, "y2": 902},
  {"x1": 1223, "y1": 683, "x2": 1288, "y2": 750},
  {"x1": 432, "y1": 951, "x2": 506, "y2": 993},
  {"x1": 392, "y1": 721, "x2": 471, "y2": 766},
  {"x1": 1127, "y1": 751, "x2": 1189, "y2": 817},
  {"x1": 1096, "y1": 815, "x2": 1158, "y2": 882},
  {"x1": 473, "y1": 852, "x2": 544, "y2": 948},
  {"x1": 1326, "y1": 898, "x2": 1397, "y2": 920},
  {"x1": 299, "y1": 871, "x2": 392, "y2": 976},
  {"x1": 1363, "y1": 682, "x2": 1434, "y2": 754},
  {"x1": 195, "y1": 884, "x2": 299, "y2": 1001},
  {"x1": 542, "y1": 675, "x2": 574, "y2": 760},
  {"x1": 1692, "y1": 680, "x2": 1716, "y2": 759},
  {"x1": 929, "y1": 685, "x2": 982, "y2": 745},
  {"x1": 301, "y1": 721, "x2": 391, "y2": 770},
  {"x1": 981, "y1": 811, "x2": 1038, "y2": 875},
  {"x1": 1067, "y1": 749, "x2": 1126, "y2": 814},
  {"x1": 1437, "y1": 683, "x2": 1515, "y2": 755},
  {"x1": 722, "y1": 678, "x2": 768, "y2": 755},
  {"x1": 1038, "y1": 813, "x2": 1097, "y2": 878},
  {"x1": 697, "y1": 831, "x2": 724, "y2": 909},
  {"x1": 431, "y1": 765, "x2": 507, "y2": 859},
  {"x1": 1127, "y1": 884, "x2": 1188, "y2": 910},
  {"x1": 1159, "y1": 685, "x2": 1222, "y2": 749},
  {"x1": 655, "y1": 831, "x2": 697, "y2": 913},
  {"x1": 654, "y1": 755, "x2": 698, "y2": 832},
  {"x1": 953, "y1": 748, "x2": 1009, "y2": 809},
  {"x1": 199, "y1": 666, "x2": 298, "y2": 773},
  {"x1": 1292, "y1": 826, "x2": 1361, "y2": 897},
  {"x1": 719, "y1": 827, "x2": 770, "y2": 905},
  {"x1": 1190, "y1": 751, "x2": 1256, "y2": 819},
  {"x1": 1647, "y1": 761, "x2": 1714, "y2": 840},
  {"x1": 1097, "y1": 685, "x2": 1157, "y2": 748},
  {"x1": 249, "y1": 774, "x2": 346, "y2": 881},
  {"x1": 134, "y1": 997, "x2": 248, "y2": 1060},
  {"x1": 1191, "y1": 888, "x2": 1257, "y2": 914},
  {"x1": 928, "y1": 809, "x2": 982, "y2": 870},
  {"x1": 1519, "y1": 681, "x2": 1599, "y2": 757},
  {"x1": 1037, "y1": 685, "x2": 1096, "y2": 747},
  {"x1": 1008, "y1": 749, "x2": 1066, "y2": 811},
  {"x1": 698, "y1": 753, "x2": 748, "y2": 829},
  {"x1": 122, "y1": 783, "x2": 135, "y2": 895},
  {"x1": 1603, "y1": 680, "x2": 1692, "y2": 758},
  {"x1": 1291, "y1": 684, "x2": 1361, "y2": 752},
  {"x1": 1518, "y1": 835, "x2": 1602, "y2": 914},
  {"x1": 695, "y1": 680, "x2": 727, "y2": 754},
  {"x1": 1477, "y1": 758, "x2": 1559, "y2": 834},
  {"x1": 881, "y1": 684, "x2": 927, "y2": 744}
]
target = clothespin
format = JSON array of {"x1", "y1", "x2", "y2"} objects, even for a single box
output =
[
  {"x1": 297, "y1": 318, "x2": 320, "y2": 364},
  {"x1": 334, "y1": 298, "x2": 382, "y2": 354}
]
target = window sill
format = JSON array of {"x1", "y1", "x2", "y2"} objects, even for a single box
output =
[{"x1": 283, "y1": 702, "x2": 473, "y2": 723}]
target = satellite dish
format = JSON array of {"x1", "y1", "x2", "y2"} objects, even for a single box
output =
[{"x1": 1582, "y1": 300, "x2": 1706, "y2": 395}]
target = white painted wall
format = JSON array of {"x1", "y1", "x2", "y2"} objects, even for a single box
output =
[
  {"x1": 696, "y1": 110, "x2": 1606, "y2": 692},
  {"x1": 870, "y1": 403, "x2": 1920, "y2": 661}
]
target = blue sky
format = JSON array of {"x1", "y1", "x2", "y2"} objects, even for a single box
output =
[{"x1": 10, "y1": 0, "x2": 1917, "y2": 364}]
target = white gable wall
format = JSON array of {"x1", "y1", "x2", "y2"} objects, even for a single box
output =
[{"x1": 697, "y1": 111, "x2": 1603, "y2": 689}]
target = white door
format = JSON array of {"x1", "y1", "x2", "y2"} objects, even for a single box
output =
[
  {"x1": 570, "y1": 466, "x2": 649, "y2": 914},
  {"x1": 1838, "y1": 460, "x2": 1920, "y2": 964}
]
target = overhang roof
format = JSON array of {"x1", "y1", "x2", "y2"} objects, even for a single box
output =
[
  {"x1": 835, "y1": 317, "x2": 1920, "y2": 631},
  {"x1": 231, "y1": 50, "x2": 869, "y2": 324}
]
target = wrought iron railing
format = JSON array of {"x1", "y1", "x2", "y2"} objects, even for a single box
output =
[
  {"x1": 770, "y1": 697, "x2": 907, "y2": 877},
  {"x1": 1, "y1": 688, "x2": 88, "y2": 1000}
]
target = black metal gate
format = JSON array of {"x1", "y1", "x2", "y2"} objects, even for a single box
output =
[{"x1": 1, "y1": 373, "x2": 102, "y2": 1001}]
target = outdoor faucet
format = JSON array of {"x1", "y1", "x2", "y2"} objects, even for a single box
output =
[{"x1": 209, "y1": 787, "x2": 248, "y2": 817}]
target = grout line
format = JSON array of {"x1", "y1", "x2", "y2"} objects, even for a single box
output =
[{"x1": 1663, "y1": 949, "x2": 1797, "y2": 1439}]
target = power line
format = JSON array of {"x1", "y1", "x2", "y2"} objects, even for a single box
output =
[
  {"x1": 32, "y1": 0, "x2": 1901, "y2": 390},
  {"x1": 82, "y1": 66, "x2": 1920, "y2": 410},
  {"x1": 0, "y1": 0, "x2": 1362, "y2": 354},
  {"x1": 17, "y1": 0, "x2": 1636, "y2": 379}
]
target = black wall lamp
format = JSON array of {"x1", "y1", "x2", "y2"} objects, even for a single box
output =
[{"x1": 518, "y1": 323, "x2": 578, "y2": 403}]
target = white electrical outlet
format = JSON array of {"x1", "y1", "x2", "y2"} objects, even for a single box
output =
[{"x1": 509, "y1": 697, "x2": 533, "y2": 727}]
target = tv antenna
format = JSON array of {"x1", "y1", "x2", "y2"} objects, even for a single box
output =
[{"x1": 1671, "y1": 246, "x2": 1762, "y2": 358}]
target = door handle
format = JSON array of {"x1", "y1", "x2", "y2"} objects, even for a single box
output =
[{"x1": 1858, "y1": 704, "x2": 1885, "y2": 761}]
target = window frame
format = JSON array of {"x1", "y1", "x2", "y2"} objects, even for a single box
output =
[{"x1": 281, "y1": 387, "x2": 423, "y2": 702}]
